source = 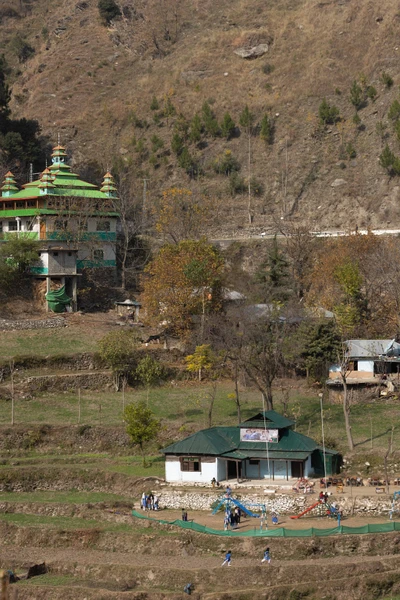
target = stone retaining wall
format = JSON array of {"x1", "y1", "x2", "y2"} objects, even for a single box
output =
[
  {"x1": 156, "y1": 490, "x2": 393, "y2": 517},
  {"x1": 0, "y1": 317, "x2": 66, "y2": 331}
]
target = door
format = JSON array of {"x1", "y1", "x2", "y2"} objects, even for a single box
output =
[
  {"x1": 227, "y1": 460, "x2": 242, "y2": 480},
  {"x1": 291, "y1": 461, "x2": 304, "y2": 478}
]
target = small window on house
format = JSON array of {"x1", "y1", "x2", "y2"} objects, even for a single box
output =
[
  {"x1": 27, "y1": 201, "x2": 36, "y2": 207},
  {"x1": 16, "y1": 201, "x2": 25, "y2": 208},
  {"x1": 180, "y1": 457, "x2": 201, "y2": 472},
  {"x1": 249, "y1": 459, "x2": 260, "y2": 466},
  {"x1": 5, "y1": 202, "x2": 13, "y2": 209},
  {"x1": 68, "y1": 252, "x2": 72, "y2": 257},
  {"x1": 93, "y1": 249, "x2": 104, "y2": 261},
  {"x1": 96, "y1": 220, "x2": 110, "y2": 232},
  {"x1": 53, "y1": 252, "x2": 58, "y2": 257},
  {"x1": 8, "y1": 221, "x2": 18, "y2": 231}
]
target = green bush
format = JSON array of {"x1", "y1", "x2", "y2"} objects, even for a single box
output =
[
  {"x1": 213, "y1": 150, "x2": 240, "y2": 175},
  {"x1": 366, "y1": 85, "x2": 377, "y2": 102},
  {"x1": 150, "y1": 95, "x2": 159, "y2": 111},
  {"x1": 229, "y1": 172, "x2": 246, "y2": 196},
  {"x1": 388, "y1": 99, "x2": 400, "y2": 121},
  {"x1": 381, "y1": 72, "x2": 394, "y2": 88},
  {"x1": 262, "y1": 63, "x2": 275, "y2": 75},
  {"x1": 349, "y1": 80, "x2": 365, "y2": 110},
  {"x1": 318, "y1": 99, "x2": 339, "y2": 125},
  {"x1": 346, "y1": 143, "x2": 356, "y2": 159},
  {"x1": 98, "y1": 0, "x2": 121, "y2": 24}
]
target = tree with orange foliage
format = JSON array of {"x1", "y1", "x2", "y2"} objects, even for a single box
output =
[
  {"x1": 141, "y1": 238, "x2": 224, "y2": 336},
  {"x1": 153, "y1": 188, "x2": 211, "y2": 244}
]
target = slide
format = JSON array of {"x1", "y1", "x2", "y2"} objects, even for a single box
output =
[
  {"x1": 290, "y1": 500, "x2": 321, "y2": 519},
  {"x1": 230, "y1": 497, "x2": 260, "y2": 518}
]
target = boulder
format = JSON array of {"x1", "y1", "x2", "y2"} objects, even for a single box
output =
[
  {"x1": 234, "y1": 44, "x2": 269, "y2": 59},
  {"x1": 331, "y1": 178, "x2": 347, "y2": 187}
]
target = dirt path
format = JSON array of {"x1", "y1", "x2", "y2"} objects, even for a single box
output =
[{"x1": 3, "y1": 545, "x2": 400, "y2": 570}]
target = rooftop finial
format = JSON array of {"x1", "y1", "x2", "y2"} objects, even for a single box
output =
[{"x1": 57, "y1": 132, "x2": 61, "y2": 145}]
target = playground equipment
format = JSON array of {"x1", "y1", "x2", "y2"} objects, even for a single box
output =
[
  {"x1": 290, "y1": 499, "x2": 340, "y2": 520},
  {"x1": 212, "y1": 494, "x2": 266, "y2": 518},
  {"x1": 389, "y1": 491, "x2": 400, "y2": 520}
]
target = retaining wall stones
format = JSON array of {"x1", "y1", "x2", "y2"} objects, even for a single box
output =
[
  {"x1": 156, "y1": 490, "x2": 394, "y2": 517},
  {"x1": 0, "y1": 317, "x2": 66, "y2": 331}
]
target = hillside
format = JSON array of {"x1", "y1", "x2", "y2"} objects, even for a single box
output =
[{"x1": 1, "y1": 0, "x2": 400, "y2": 235}]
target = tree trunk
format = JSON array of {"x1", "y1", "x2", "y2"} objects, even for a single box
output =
[
  {"x1": 262, "y1": 388, "x2": 273, "y2": 411},
  {"x1": 208, "y1": 382, "x2": 217, "y2": 427},
  {"x1": 342, "y1": 377, "x2": 354, "y2": 451},
  {"x1": 234, "y1": 366, "x2": 241, "y2": 424}
]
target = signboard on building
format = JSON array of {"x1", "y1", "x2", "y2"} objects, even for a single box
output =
[{"x1": 240, "y1": 428, "x2": 279, "y2": 443}]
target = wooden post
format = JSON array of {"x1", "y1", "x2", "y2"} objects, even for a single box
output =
[{"x1": 0, "y1": 570, "x2": 9, "y2": 600}]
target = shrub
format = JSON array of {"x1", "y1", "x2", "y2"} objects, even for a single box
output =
[
  {"x1": 366, "y1": 85, "x2": 377, "y2": 102},
  {"x1": 318, "y1": 99, "x2": 339, "y2": 125},
  {"x1": 150, "y1": 95, "x2": 159, "y2": 110},
  {"x1": 10, "y1": 35, "x2": 35, "y2": 63},
  {"x1": 388, "y1": 99, "x2": 400, "y2": 121},
  {"x1": 381, "y1": 72, "x2": 394, "y2": 88},
  {"x1": 189, "y1": 114, "x2": 202, "y2": 143},
  {"x1": 202, "y1": 101, "x2": 220, "y2": 137},
  {"x1": 346, "y1": 143, "x2": 356, "y2": 159},
  {"x1": 349, "y1": 80, "x2": 364, "y2": 110},
  {"x1": 98, "y1": 0, "x2": 121, "y2": 24},
  {"x1": 171, "y1": 132, "x2": 184, "y2": 155},
  {"x1": 213, "y1": 150, "x2": 240, "y2": 175},
  {"x1": 151, "y1": 134, "x2": 164, "y2": 153},
  {"x1": 260, "y1": 113, "x2": 274, "y2": 145},
  {"x1": 229, "y1": 172, "x2": 246, "y2": 196},
  {"x1": 262, "y1": 63, "x2": 275, "y2": 75}
]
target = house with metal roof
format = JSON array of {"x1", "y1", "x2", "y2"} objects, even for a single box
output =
[
  {"x1": 162, "y1": 410, "x2": 341, "y2": 483},
  {"x1": 0, "y1": 144, "x2": 119, "y2": 311},
  {"x1": 329, "y1": 339, "x2": 400, "y2": 383}
]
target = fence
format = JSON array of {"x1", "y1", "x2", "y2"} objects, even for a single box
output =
[{"x1": 132, "y1": 510, "x2": 400, "y2": 537}]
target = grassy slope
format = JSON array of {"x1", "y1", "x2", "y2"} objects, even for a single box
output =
[{"x1": 1, "y1": 0, "x2": 400, "y2": 232}]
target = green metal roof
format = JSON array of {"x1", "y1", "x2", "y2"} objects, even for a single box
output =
[
  {"x1": 239, "y1": 410, "x2": 295, "y2": 429},
  {"x1": 221, "y1": 450, "x2": 311, "y2": 461},
  {"x1": 162, "y1": 412, "x2": 339, "y2": 459}
]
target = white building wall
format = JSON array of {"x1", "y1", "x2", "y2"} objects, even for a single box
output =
[
  {"x1": 358, "y1": 360, "x2": 374, "y2": 373},
  {"x1": 304, "y1": 455, "x2": 312, "y2": 477},
  {"x1": 165, "y1": 458, "x2": 218, "y2": 483},
  {"x1": 217, "y1": 458, "x2": 226, "y2": 482}
]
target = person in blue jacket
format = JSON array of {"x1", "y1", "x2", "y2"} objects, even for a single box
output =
[
  {"x1": 261, "y1": 547, "x2": 271, "y2": 564},
  {"x1": 222, "y1": 550, "x2": 232, "y2": 566}
]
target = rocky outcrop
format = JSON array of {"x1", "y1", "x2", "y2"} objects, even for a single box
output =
[{"x1": 233, "y1": 44, "x2": 269, "y2": 59}]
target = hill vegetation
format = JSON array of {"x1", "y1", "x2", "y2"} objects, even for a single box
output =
[{"x1": 1, "y1": 0, "x2": 400, "y2": 234}]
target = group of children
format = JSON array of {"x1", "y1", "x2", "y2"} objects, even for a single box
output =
[
  {"x1": 223, "y1": 506, "x2": 241, "y2": 530},
  {"x1": 140, "y1": 492, "x2": 159, "y2": 511},
  {"x1": 222, "y1": 548, "x2": 271, "y2": 566}
]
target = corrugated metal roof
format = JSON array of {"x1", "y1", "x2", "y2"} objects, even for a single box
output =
[
  {"x1": 346, "y1": 340, "x2": 393, "y2": 358},
  {"x1": 240, "y1": 410, "x2": 295, "y2": 429},
  {"x1": 162, "y1": 413, "x2": 339, "y2": 458},
  {"x1": 221, "y1": 450, "x2": 311, "y2": 460}
]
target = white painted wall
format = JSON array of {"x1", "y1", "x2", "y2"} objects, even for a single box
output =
[
  {"x1": 304, "y1": 455, "x2": 312, "y2": 477},
  {"x1": 165, "y1": 459, "x2": 218, "y2": 483},
  {"x1": 358, "y1": 360, "x2": 374, "y2": 373}
]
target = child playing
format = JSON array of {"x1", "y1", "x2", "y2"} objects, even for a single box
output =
[
  {"x1": 261, "y1": 547, "x2": 271, "y2": 564},
  {"x1": 221, "y1": 550, "x2": 232, "y2": 566}
]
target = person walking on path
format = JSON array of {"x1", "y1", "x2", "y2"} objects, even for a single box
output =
[
  {"x1": 222, "y1": 550, "x2": 232, "y2": 566},
  {"x1": 261, "y1": 547, "x2": 271, "y2": 564}
]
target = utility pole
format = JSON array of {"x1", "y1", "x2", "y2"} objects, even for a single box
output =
[{"x1": 142, "y1": 178, "x2": 149, "y2": 213}]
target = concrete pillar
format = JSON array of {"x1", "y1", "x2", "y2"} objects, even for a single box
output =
[{"x1": 46, "y1": 277, "x2": 51, "y2": 312}]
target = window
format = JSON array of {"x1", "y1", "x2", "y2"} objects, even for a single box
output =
[
  {"x1": 96, "y1": 220, "x2": 110, "y2": 232},
  {"x1": 8, "y1": 221, "x2": 18, "y2": 231},
  {"x1": 27, "y1": 201, "x2": 36, "y2": 208},
  {"x1": 180, "y1": 457, "x2": 201, "y2": 472},
  {"x1": 249, "y1": 459, "x2": 260, "y2": 466},
  {"x1": 5, "y1": 202, "x2": 13, "y2": 209},
  {"x1": 16, "y1": 201, "x2": 24, "y2": 208},
  {"x1": 53, "y1": 252, "x2": 58, "y2": 257},
  {"x1": 27, "y1": 220, "x2": 34, "y2": 231},
  {"x1": 93, "y1": 249, "x2": 104, "y2": 261}
]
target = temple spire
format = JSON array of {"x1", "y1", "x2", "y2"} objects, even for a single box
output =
[{"x1": 1, "y1": 171, "x2": 18, "y2": 197}]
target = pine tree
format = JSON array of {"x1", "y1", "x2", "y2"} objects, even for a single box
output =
[
  {"x1": 189, "y1": 113, "x2": 202, "y2": 143},
  {"x1": 150, "y1": 95, "x2": 159, "y2": 110},
  {"x1": 350, "y1": 80, "x2": 364, "y2": 110},
  {"x1": 171, "y1": 133, "x2": 184, "y2": 156},
  {"x1": 202, "y1": 101, "x2": 220, "y2": 137},
  {"x1": 260, "y1": 113, "x2": 274, "y2": 145},
  {"x1": 220, "y1": 112, "x2": 236, "y2": 140}
]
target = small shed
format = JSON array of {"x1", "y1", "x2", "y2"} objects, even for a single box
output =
[{"x1": 115, "y1": 299, "x2": 141, "y2": 322}]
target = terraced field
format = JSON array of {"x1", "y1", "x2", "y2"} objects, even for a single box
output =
[{"x1": 1, "y1": 456, "x2": 400, "y2": 600}]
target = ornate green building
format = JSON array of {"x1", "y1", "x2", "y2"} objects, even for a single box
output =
[{"x1": 0, "y1": 144, "x2": 119, "y2": 310}]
